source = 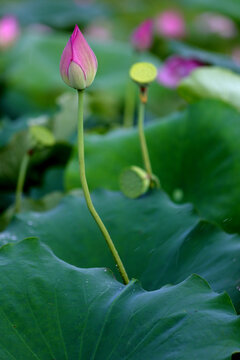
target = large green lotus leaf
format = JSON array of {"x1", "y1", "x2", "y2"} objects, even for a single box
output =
[
  {"x1": 1, "y1": 190, "x2": 240, "y2": 311},
  {"x1": 65, "y1": 99, "x2": 240, "y2": 233},
  {"x1": 178, "y1": 67, "x2": 240, "y2": 110},
  {"x1": 0, "y1": 238, "x2": 239, "y2": 360}
]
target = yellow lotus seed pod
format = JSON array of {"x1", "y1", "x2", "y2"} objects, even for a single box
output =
[{"x1": 129, "y1": 62, "x2": 157, "y2": 85}]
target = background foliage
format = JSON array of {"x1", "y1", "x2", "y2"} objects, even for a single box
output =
[{"x1": 1, "y1": 0, "x2": 240, "y2": 358}]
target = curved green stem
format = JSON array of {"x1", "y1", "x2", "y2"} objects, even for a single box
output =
[
  {"x1": 15, "y1": 153, "x2": 30, "y2": 213},
  {"x1": 138, "y1": 100, "x2": 152, "y2": 176},
  {"x1": 77, "y1": 90, "x2": 129, "y2": 285}
]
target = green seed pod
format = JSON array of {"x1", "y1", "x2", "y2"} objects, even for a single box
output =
[{"x1": 119, "y1": 166, "x2": 150, "y2": 199}]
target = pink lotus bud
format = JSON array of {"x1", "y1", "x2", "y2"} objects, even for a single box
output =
[
  {"x1": 0, "y1": 15, "x2": 20, "y2": 49},
  {"x1": 195, "y1": 13, "x2": 237, "y2": 39},
  {"x1": 155, "y1": 11, "x2": 186, "y2": 39},
  {"x1": 60, "y1": 25, "x2": 98, "y2": 90},
  {"x1": 131, "y1": 19, "x2": 153, "y2": 51},
  {"x1": 157, "y1": 56, "x2": 202, "y2": 88}
]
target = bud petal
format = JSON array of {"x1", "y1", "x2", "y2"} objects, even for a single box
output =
[{"x1": 60, "y1": 25, "x2": 98, "y2": 90}]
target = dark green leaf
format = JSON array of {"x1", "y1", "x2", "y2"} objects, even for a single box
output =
[
  {"x1": 1, "y1": 190, "x2": 240, "y2": 311},
  {"x1": 65, "y1": 100, "x2": 240, "y2": 233},
  {"x1": 0, "y1": 237, "x2": 239, "y2": 359}
]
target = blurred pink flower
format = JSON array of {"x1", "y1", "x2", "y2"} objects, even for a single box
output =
[
  {"x1": 85, "y1": 24, "x2": 112, "y2": 42},
  {"x1": 60, "y1": 25, "x2": 98, "y2": 90},
  {"x1": 157, "y1": 56, "x2": 202, "y2": 88},
  {"x1": 131, "y1": 19, "x2": 153, "y2": 51},
  {"x1": 155, "y1": 11, "x2": 185, "y2": 39},
  {"x1": 0, "y1": 15, "x2": 20, "y2": 49},
  {"x1": 195, "y1": 13, "x2": 237, "y2": 38}
]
